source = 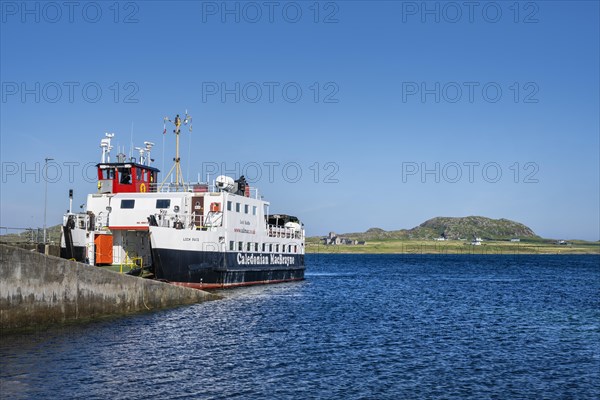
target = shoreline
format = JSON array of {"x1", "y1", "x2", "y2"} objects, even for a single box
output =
[
  {"x1": 306, "y1": 251, "x2": 600, "y2": 255},
  {"x1": 306, "y1": 240, "x2": 600, "y2": 255}
]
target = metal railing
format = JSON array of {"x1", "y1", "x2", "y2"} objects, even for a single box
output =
[
  {"x1": 267, "y1": 225, "x2": 303, "y2": 239},
  {"x1": 153, "y1": 213, "x2": 215, "y2": 229},
  {"x1": 152, "y1": 182, "x2": 213, "y2": 193},
  {"x1": 150, "y1": 215, "x2": 301, "y2": 239},
  {"x1": 118, "y1": 251, "x2": 143, "y2": 273},
  {"x1": 153, "y1": 212, "x2": 191, "y2": 229},
  {"x1": 154, "y1": 213, "x2": 223, "y2": 229},
  {"x1": 150, "y1": 182, "x2": 260, "y2": 199}
]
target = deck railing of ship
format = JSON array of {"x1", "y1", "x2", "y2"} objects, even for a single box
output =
[
  {"x1": 267, "y1": 225, "x2": 303, "y2": 239},
  {"x1": 151, "y1": 213, "x2": 302, "y2": 239},
  {"x1": 149, "y1": 183, "x2": 260, "y2": 198},
  {"x1": 153, "y1": 213, "x2": 205, "y2": 229},
  {"x1": 150, "y1": 182, "x2": 212, "y2": 193}
]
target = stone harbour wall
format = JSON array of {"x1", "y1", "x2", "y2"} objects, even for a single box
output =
[{"x1": 0, "y1": 244, "x2": 219, "y2": 331}]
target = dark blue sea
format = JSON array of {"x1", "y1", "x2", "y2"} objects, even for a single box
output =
[{"x1": 1, "y1": 254, "x2": 599, "y2": 399}]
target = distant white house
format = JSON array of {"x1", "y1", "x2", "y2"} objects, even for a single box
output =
[
  {"x1": 510, "y1": 238, "x2": 521, "y2": 242},
  {"x1": 470, "y1": 237, "x2": 483, "y2": 246},
  {"x1": 434, "y1": 233, "x2": 448, "y2": 241},
  {"x1": 322, "y1": 232, "x2": 366, "y2": 246}
]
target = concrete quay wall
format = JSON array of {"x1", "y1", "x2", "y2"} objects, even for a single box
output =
[{"x1": 0, "y1": 244, "x2": 218, "y2": 331}]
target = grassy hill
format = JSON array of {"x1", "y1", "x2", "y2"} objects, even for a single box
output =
[
  {"x1": 411, "y1": 216, "x2": 537, "y2": 240},
  {"x1": 308, "y1": 216, "x2": 599, "y2": 254},
  {"x1": 333, "y1": 216, "x2": 539, "y2": 241}
]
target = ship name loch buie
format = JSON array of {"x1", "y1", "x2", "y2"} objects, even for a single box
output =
[{"x1": 237, "y1": 253, "x2": 296, "y2": 266}]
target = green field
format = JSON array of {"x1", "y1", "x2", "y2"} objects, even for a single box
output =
[{"x1": 306, "y1": 238, "x2": 600, "y2": 255}]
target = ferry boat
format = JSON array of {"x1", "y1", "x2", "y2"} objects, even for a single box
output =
[{"x1": 60, "y1": 114, "x2": 305, "y2": 289}]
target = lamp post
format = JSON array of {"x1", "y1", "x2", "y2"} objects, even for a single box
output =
[{"x1": 43, "y1": 157, "x2": 54, "y2": 244}]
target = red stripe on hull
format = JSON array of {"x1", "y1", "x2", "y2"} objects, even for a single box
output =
[
  {"x1": 170, "y1": 277, "x2": 304, "y2": 290},
  {"x1": 109, "y1": 226, "x2": 149, "y2": 231}
]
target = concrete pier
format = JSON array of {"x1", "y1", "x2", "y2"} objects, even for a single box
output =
[{"x1": 0, "y1": 244, "x2": 219, "y2": 331}]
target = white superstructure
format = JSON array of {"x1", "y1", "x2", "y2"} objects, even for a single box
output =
[{"x1": 61, "y1": 127, "x2": 305, "y2": 288}]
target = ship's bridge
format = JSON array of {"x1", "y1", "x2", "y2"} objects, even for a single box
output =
[{"x1": 97, "y1": 163, "x2": 160, "y2": 194}]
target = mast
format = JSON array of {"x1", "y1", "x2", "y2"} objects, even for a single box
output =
[{"x1": 160, "y1": 111, "x2": 192, "y2": 189}]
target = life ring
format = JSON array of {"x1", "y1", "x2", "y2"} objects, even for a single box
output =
[{"x1": 140, "y1": 183, "x2": 147, "y2": 193}]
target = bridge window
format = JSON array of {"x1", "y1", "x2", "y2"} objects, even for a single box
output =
[
  {"x1": 244, "y1": 204, "x2": 249, "y2": 214},
  {"x1": 101, "y1": 169, "x2": 115, "y2": 180},
  {"x1": 120, "y1": 199, "x2": 135, "y2": 209},
  {"x1": 236, "y1": 203, "x2": 240, "y2": 212},
  {"x1": 229, "y1": 241, "x2": 234, "y2": 251},
  {"x1": 118, "y1": 167, "x2": 132, "y2": 184},
  {"x1": 238, "y1": 241, "x2": 243, "y2": 251},
  {"x1": 227, "y1": 201, "x2": 232, "y2": 211},
  {"x1": 156, "y1": 199, "x2": 170, "y2": 209},
  {"x1": 252, "y1": 206, "x2": 257, "y2": 215}
]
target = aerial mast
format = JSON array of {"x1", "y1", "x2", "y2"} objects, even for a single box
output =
[
  {"x1": 100, "y1": 133, "x2": 114, "y2": 163},
  {"x1": 160, "y1": 110, "x2": 192, "y2": 189}
]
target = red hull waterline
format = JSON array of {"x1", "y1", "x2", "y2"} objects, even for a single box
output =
[{"x1": 170, "y1": 277, "x2": 304, "y2": 290}]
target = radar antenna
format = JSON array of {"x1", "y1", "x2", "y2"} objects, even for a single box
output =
[
  {"x1": 160, "y1": 110, "x2": 192, "y2": 189},
  {"x1": 135, "y1": 141, "x2": 155, "y2": 166},
  {"x1": 100, "y1": 133, "x2": 115, "y2": 163},
  {"x1": 144, "y1": 141, "x2": 155, "y2": 166},
  {"x1": 134, "y1": 147, "x2": 146, "y2": 165}
]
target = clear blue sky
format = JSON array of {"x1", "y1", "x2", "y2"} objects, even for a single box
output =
[{"x1": 1, "y1": 1, "x2": 599, "y2": 240}]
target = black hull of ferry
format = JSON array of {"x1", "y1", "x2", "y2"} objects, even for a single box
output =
[{"x1": 152, "y1": 248, "x2": 305, "y2": 289}]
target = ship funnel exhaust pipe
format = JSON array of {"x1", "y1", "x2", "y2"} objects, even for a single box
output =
[{"x1": 69, "y1": 189, "x2": 73, "y2": 213}]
